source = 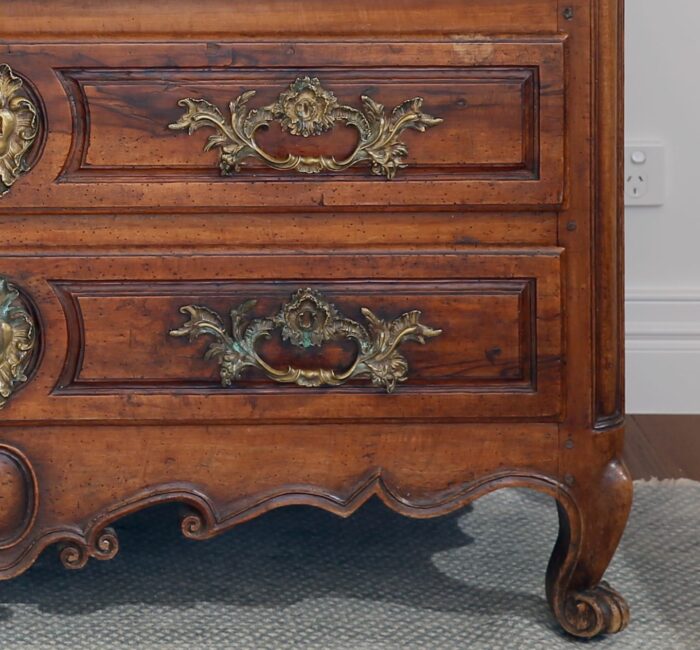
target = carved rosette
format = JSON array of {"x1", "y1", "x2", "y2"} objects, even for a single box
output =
[
  {"x1": 0, "y1": 278, "x2": 38, "y2": 409},
  {"x1": 169, "y1": 76, "x2": 443, "y2": 179},
  {"x1": 170, "y1": 288, "x2": 442, "y2": 392},
  {"x1": 0, "y1": 64, "x2": 40, "y2": 196}
]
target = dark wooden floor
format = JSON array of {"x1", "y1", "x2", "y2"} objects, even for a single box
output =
[{"x1": 624, "y1": 415, "x2": 700, "y2": 481}]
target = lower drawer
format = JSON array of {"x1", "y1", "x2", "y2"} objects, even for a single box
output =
[{"x1": 1, "y1": 250, "x2": 563, "y2": 422}]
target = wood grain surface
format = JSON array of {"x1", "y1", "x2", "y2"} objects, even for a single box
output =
[{"x1": 0, "y1": 0, "x2": 630, "y2": 639}]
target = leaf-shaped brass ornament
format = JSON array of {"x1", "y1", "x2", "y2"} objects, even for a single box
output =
[
  {"x1": 170, "y1": 288, "x2": 442, "y2": 392},
  {"x1": 169, "y1": 76, "x2": 442, "y2": 179}
]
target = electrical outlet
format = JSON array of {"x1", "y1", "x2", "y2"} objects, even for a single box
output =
[
  {"x1": 624, "y1": 143, "x2": 665, "y2": 206},
  {"x1": 626, "y1": 169, "x2": 649, "y2": 200}
]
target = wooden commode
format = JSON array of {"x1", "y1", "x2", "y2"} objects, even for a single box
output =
[{"x1": 0, "y1": 0, "x2": 629, "y2": 637}]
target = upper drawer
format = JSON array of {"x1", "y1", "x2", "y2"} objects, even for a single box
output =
[
  {"x1": 3, "y1": 0, "x2": 562, "y2": 39},
  {"x1": 0, "y1": 39, "x2": 565, "y2": 212}
]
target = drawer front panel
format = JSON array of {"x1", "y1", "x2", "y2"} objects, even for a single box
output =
[
  {"x1": 1, "y1": 250, "x2": 563, "y2": 422},
  {"x1": 56, "y1": 280, "x2": 534, "y2": 389},
  {"x1": 63, "y1": 68, "x2": 535, "y2": 181},
  {"x1": 0, "y1": 39, "x2": 565, "y2": 211},
  {"x1": 4, "y1": 0, "x2": 562, "y2": 39}
]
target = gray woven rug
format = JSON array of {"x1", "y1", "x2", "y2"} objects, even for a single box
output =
[{"x1": 1, "y1": 480, "x2": 698, "y2": 649}]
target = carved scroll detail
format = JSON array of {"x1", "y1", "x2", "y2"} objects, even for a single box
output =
[
  {"x1": 561, "y1": 581, "x2": 629, "y2": 636},
  {"x1": 170, "y1": 287, "x2": 442, "y2": 393},
  {"x1": 59, "y1": 527, "x2": 120, "y2": 570},
  {"x1": 169, "y1": 76, "x2": 443, "y2": 179}
]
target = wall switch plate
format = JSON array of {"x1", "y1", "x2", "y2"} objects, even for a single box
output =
[{"x1": 624, "y1": 143, "x2": 666, "y2": 207}]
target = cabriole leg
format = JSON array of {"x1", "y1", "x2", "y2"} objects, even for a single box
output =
[{"x1": 546, "y1": 459, "x2": 632, "y2": 638}]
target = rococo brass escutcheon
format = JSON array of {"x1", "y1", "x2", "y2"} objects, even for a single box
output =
[
  {"x1": 170, "y1": 288, "x2": 442, "y2": 392},
  {"x1": 168, "y1": 76, "x2": 443, "y2": 179},
  {"x1": 0, "y1": 278, "x2": 38, "y2": 409},
  {"x1": 0, "y1": 64, "x2": 40, "y2": 196}
]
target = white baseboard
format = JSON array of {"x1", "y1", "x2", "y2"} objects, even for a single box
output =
[{"x1": 626, "y1": 289, "x2": 700, "y2": 413}]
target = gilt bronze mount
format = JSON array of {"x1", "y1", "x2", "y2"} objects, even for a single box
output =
[
  {"x1": 0, "y1": 278, "x2": 38, "y2": 409},
  {"x1": 0, "y1": 64, "x2": 40, "y2": 196},
  {"x1": 169, "y1": 76, "x2": 442, "y2": 179},
  {"x1": 170, "y1": 288, "x2": 442, "y2": 392}
]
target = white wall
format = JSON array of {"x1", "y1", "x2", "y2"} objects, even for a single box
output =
[{"x1": 626, "y1": 1, "x2": 700, "y2": 413}]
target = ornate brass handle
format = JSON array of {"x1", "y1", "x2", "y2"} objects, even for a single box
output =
[
  {"x1": 0, "y1": 278, "x2": 38, "y2": 408},
  {"x1": 0, "y1": 64, "x2": 40, "y2": 196},
  {"x1": 168, "y1": 76, "x2": 442, "y2": 180},
  {"x1": 169, "y1": 288, "x2": 441, "y2": 393}
]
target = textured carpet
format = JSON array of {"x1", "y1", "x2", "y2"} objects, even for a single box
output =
[{"x1": 0, "y1": 480, "x2": 698, "y2": 649}]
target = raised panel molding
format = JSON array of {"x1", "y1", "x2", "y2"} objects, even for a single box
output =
[
  {"x1": 53, "y1": 279, "x2": 537, "y2": 392},
  {"x1": 58, "y1": 67, "x2": 539, "y2": 182},
  {"x1": 0, "y1": 39, "x2": 565, "y2": 212}
]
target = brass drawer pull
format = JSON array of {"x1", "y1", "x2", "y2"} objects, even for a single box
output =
[
  {"x1": 169, "y1": 76, "x2": 442, "y2": 179},
  {"x1": 170, "y1": 288, "x2": 441, "y2": 392},
  {"x1": 0, "y1": 64, "x2": 40, "y2": 196},
  {"x1": 0, "y1": 278, "x2": 38, "y2": 409}
]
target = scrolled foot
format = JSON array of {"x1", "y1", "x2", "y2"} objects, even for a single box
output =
[
  {"x1": 546, "y1": 459, "x2": 632, "y2": 638},
  {"x1": 560, "y1": 580, "x2": 629, "y2": 638}
]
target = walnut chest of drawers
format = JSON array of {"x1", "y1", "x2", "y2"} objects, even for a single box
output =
[{"x1": 0, "y1": 0, "x2": 630, "y2": 637}]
